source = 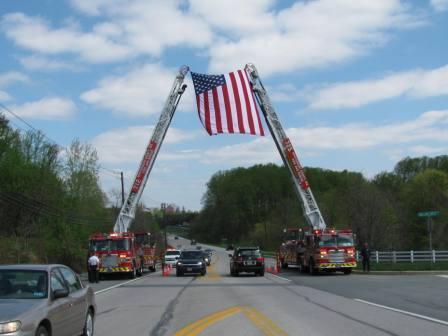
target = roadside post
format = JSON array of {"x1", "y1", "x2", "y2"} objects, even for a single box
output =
[{"x1": 417, "y1": 211, "x2": 439, "y2": 261}]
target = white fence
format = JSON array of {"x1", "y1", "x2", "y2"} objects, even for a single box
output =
[{"x1": 356, "y1": 250, "x2": 448, "y2": 263}]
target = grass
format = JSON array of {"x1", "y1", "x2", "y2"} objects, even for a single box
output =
[{"x1": 356, "y1": 261, "x2": 448, "y2": 271}]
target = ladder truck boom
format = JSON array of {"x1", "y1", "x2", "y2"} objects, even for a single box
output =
[
  {"x1": 245, "y1": 64, "x2": 326, "y2": 231},
  {"x1": 114, "y1": 65, "x2": 189, "y2": 233}
]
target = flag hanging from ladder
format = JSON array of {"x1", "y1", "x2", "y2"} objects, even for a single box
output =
[{"x1": 191, "y1": 69, "x2": 265, "y2": 136}]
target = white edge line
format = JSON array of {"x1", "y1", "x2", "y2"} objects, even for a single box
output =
[
  {"x1": 354, "y1": 298, "x2": 448, "y2": 326},
  {"x1": 266, "y1": 273, "x2": 292, "y2": 282},
  {"x1": 94, "y1": 271, "x2": 161, "y2": 295}
]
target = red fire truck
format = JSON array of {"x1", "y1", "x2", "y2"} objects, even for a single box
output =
[
  {"x1": 89, "y1": 232, "x2": 156, "y2": 279},
  {"x1": 278, "y1": 228, "x2": 356, "y2": 275}
]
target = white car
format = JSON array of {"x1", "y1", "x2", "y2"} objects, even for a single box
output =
[{"x1": 164, "y1": 250, "x2": 181, "y2": 268}]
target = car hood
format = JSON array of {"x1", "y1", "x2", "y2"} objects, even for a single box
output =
[{"x1": 0, "y1": 299, "x2": 45, "y2": 322}]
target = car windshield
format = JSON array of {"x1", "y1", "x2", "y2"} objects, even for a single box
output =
[
  {"x1": 166, "y1": 251, "x2": 180, "y2": 256},
  {"x1": 238, "y1": 250, "x2": 261, "y2": 257},
  {"x1": 180, "y1": 251, "x2": 202, "y2": 259},
  {"x1": 90, "y1": 239, "x2": 130, "y2": 251},
  {"x1": 0, "y1": 270, "x2": 48, "y2": 299}
]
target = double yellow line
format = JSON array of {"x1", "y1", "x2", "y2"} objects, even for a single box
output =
[{"x1": 174, "y1": 306, "x2": 288, "y2": 336}]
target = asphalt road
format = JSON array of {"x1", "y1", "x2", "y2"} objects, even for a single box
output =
[{"x1": 86, "y1": 237, "x2": 448, "y2": 335}]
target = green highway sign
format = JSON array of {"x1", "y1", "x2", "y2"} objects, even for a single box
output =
[{"x1": 418, "y1": 211, "x2": 440, "y2": 217}]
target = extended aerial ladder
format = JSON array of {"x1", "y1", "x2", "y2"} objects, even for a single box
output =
[
  {"x1": 113, "y1": 63, "x2": 325, "y2": 233},
  {"x1": 114, "y1": 65, "x2": 189, "y2": 232},
  {"x1": 245, "y1": 64, "x2": 326, "y2": 231}
]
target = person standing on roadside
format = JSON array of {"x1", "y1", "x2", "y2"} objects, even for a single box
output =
[
  {"x1": 88, "y1": 253, "x2": 100, "y2": 283},
  {"x1": 360, "y1": 242, "x2": 371, "y2": 272}
]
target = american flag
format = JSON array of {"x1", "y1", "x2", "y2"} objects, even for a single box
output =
[{"x1": 191, "y1": 69, "x2": 265, "y2": 136}]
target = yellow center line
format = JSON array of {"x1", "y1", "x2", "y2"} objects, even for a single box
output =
[
  {"x1": 199, "y1": 261, "x2": 221, "y2": 281},
  {"x1": 174, "y1": 306, "x2": 241, "y2": 336},
  {"x1": 174, "y1": 305, "x2": 289, "y2": 336},
  {"x1": 242, "y1": 306, "x2": 289, "y2": 336}
]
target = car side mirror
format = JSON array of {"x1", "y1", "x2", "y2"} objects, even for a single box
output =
[{"x1": 53, "y1": 288, "x2": 69, "y2": 299}]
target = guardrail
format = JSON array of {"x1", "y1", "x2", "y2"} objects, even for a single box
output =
[{"x1": 356, "y1": 250, "x2": 448, "y2": 263}]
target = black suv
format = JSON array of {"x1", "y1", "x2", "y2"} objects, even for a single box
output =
[
  {"x1": 176, "y1": 250, "x2": 207, "y2": 276},
  {"x1": 229, "y1": 247, "x2": 265, "y2": 276}
]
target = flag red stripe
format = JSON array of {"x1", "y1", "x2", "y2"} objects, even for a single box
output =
[
  {"x1": 222, "y1": 83, "x2": 234, "y2": 133},
  {"x1": 229, "y1": 72, "x2": 245, "y2": 133},
  {"x1": 212, "y1": 87, "x2": 223, "y2": 134},
  {"x1": 238, "y1": 70, "x2": 255, "y2": 135},
  {"x1": 204, "y1": 93, "x2": 212, "y2": 135},
  {"x1": 246, "y1": 71, "x2": 265, "y2": 136}
]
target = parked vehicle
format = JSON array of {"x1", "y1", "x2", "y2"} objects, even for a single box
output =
[
  {"x1": 164, "y1": 249, "x2": 181, "y2": 268},
  {"x1": 89, "y1": 231, "x2": 157, "y2": 279},
  {"x1": 230, "y1": 247, "x2": 265, "y2": 276},
  {"x1": 0, "y1": 264, "x2": 96, "y2": 336},
  {"x1": 278, "y1": 228, "x2": 356, "y2": 275},
  {"x1": 176, "y1": 250, "x2": 206, "y2": 276}
]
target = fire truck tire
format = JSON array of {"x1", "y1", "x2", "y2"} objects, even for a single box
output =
[
  {"x1": 343, "y1": 269, "x2": 352, "y2": 275},
  {"x1": 281, "y1": 262, "x2": 288, "y2": 269},
  {"x1": 150, "y1": 265, "x2": 156, "y2": 272}
]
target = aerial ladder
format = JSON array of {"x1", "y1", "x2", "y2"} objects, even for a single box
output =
[
  {"x1": 114, "y1": 65, "x2": 189, "y2": 233},
  {"x1": 246, "y1": 64, "x2": 356, "y2": 274},
  {"x1": 245, "y1": 64, "x2": 326, "y2": 231}
]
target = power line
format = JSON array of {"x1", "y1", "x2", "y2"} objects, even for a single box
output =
[{"x1": 0, "y1": 102, "x2": 121, "y2": 176}]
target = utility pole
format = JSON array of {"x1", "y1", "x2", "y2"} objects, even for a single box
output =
[
  {"x1": 161, "y1": 203, "x2": 167, "y2": 249},
  {"x1": 120, "y1": 172, "x2": 125, "y2": 207}
]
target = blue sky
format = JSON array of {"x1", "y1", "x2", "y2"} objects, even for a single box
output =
[{"x1": 1, "y1": 0, "x2": 447, "y2": 211}]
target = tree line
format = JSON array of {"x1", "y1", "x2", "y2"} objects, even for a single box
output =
[
  {"x1": 0, "y1": 114, "x2": 163, "y2": 271},
  {"x1": 190, "y1": 157, "x2": 448, "y2": 251}
]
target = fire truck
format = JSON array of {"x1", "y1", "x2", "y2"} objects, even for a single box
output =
[
  {"x1": 278, "y1": 228, "x2": 356, "y2": 275},
  {"x1": 87, "y1": 66, "x2": 189, "y2": 279},
  {"x1": 243, "y1": 65, "x2": 357, "y2": 275},
  {"x1": 89, "y1": 232, "x2": 157, "y2": 279}
]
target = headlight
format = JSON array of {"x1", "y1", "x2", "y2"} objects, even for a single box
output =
[
  {"x1": 0, "y1": 321, "x2": 21, "y2": 334},
  {"x1": 197, "y1": 261, "x2": 203, "y2": 265},
  {"x1": 177, "y1": 262, "x2": 182, "y2": 266}
]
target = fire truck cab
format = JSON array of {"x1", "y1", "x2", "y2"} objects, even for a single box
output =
[
  {"x1": 89, "y1": 232, "x2": 156, "y2": 279},
  {"x1": 300, "y1": 229, "x2": 356, "y2": 275}
]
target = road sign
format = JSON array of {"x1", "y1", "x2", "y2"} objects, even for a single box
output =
[{"x1": 418, "y1": 211, "x2": 440, "y2": 217}]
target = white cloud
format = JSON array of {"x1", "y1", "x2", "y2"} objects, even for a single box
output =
[
  {"x1": 0, "y1": 71, "x2": 29, "y2": 87},
  {"x1": 430, "y1": 0, "x2": 448, "y2": 12},
  {"x1": 307, "y1": 65, "x2": 448, "y2": 109},
  {"x1": 1, "y1": 13, "x2": 132, "y2": 63},
  {"x1": 10, "y1": 97, "x2": 77, "y2": 120},
  {"x1": 19, "y1": 55, "x2": 77, "y2": 71},
  {"x1": 207, "y1": 0, "x2": 420, "y2": 75},
  {"x1": 2, "y1": 1, "x2": 212, "y2": 64},
  {"x1": 409, "y1": 145, "x2": 447, "y2": 155},
  {"x1": 194, "y1": 110, "x2": 448, "y2": 166},
  {"x1": 81, "y1": 63, "x2": 194, "y2": 117},
  {"x1": 0, "y1": 91, "x2": 12, "y2": 101},
  {"x1": 91, "y1": 125, "x2": 199, "y2": 164}
]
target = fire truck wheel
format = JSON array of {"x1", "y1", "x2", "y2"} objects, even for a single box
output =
[
  {"x1": 343, "y1": 269, "x2": 352, "y2": 275},
  {"x1": 281, "y1": 262, "x2": 288, "y2": 269},
  {"x1": 150, "y1": 265, "x2": 156, "y2": 272}
]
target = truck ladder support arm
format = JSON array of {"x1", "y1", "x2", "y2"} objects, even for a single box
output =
[
  {"x1": 245, "y1": 64, "x2": 326, "y2": 231},
  {"x1": 114, "y1": 65, "x2": 190, "y2": 233}
]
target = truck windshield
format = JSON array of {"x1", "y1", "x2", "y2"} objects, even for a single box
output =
[
  {"x1": 90, "y1": 239, "x2": 130, "y2": 251},
  {"x1": 318, "y1": 235, "x2": 354, "y2": 247}
]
